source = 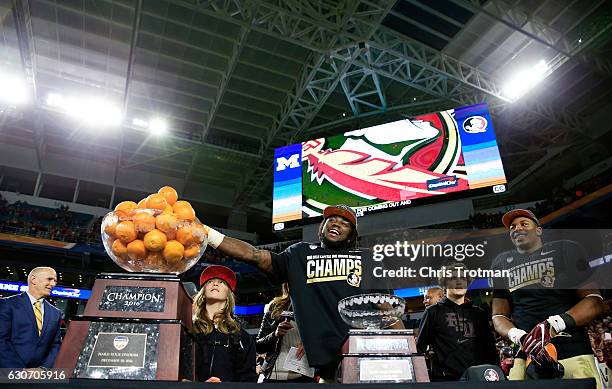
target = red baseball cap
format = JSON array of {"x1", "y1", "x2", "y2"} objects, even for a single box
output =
[
  {"x1": 199, "y1": 265, "x2": 237, "y2": 291},
  {"x1": 502, "y1": 209, "x2": 540, "y2": 229},
  {"x1": 323, "y1": 204, "x2": 357, "y2": 226}
]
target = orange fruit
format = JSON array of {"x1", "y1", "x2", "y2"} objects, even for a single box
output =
[
  {"x1": 115, "y1": 201, "x2": 138, "y2": 213},
  {"x1": 173, "y1": 201, "x2": 195, "y2": 221},
  {"x1": 191, "y1": 223, "x2": 207, "y2": 243},
  {"x1": 158, "y1": 186, "x2": 178, "y2": 206},
  {"x1": 175, "y1": 206, "x2": 195, "y2": 221},
  {"x1": 111, "y1": 239, "x2": 128, "y2": 258},
  {"x1": 132, "y1": 211, "x2": 156, "y2": 233},
  {"x1": 164, "y1": 204, "x2": 173, "y2": 213},
  {"x1": 165, "y1": 229, "x2": 176, "y2": 241},
  {"x1": 137, "y1": 198, "x2": 147, "y2": 209},
  {"x1": 173, "y1": 200, "x2": 192, "y2": 209},
  {"x1": 144, "y1": 229, "x2": 167, "y2": 251},
  {"x1": 184, "y1": 244, "x2": 200, "y2": 259},
  {"x1": 156, "y1": 212, "x2": 178, "y2": 233},
  {"x1": 115, "y1": 221, "x2": 137, "y2": 243},
  {"x1": 104, "y1": 220, "x2": 117, "y2": 237},
  {"x1": 143, "y1": 251, "x2": 165, "y2": 269},
  {"x1": 163, "y1": 240, "x2": 184, "y2": 264},
  {"x1": 146, "y1": 194, "x2": 168, "y2": 211},
  {"x1": 127, "y1": 239, "x2": 147, "y2": 261},
  {"x1": 176, "y1": 225, "x2": 193, "y2": 246}
]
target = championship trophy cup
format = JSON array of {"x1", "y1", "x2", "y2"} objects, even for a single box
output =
[
  {"x1": 54, "y1": 192, "x2": 207, "y2": 381},
  {"x1": 338, "y1": 293, "x2": 429, "y2": 383}
]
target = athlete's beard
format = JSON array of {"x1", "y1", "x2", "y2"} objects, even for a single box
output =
[{"x1": 320, "y1": 235, "x2": 352, "y2": 250}]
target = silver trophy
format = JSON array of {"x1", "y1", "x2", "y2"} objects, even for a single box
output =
[
  {"x1": 337, "y1": 293, "x2": 429, "y2": 383},
  {"x1": 338, "y1": 293, "x2": 405, "y2": 329}
]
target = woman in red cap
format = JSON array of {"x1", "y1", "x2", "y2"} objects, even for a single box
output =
[{"x1": 192, "y1": 265, "x2": 256, "y2": 382}]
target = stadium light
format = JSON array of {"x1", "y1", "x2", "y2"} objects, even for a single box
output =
[
  {"x1": 149, "y1": 118, "x2": 168, "y2": 136},
  {"x1": 132, "y1": 117, "x2": 149, "y2": 128},
  {"x1": 502, "y1": 60, "x2": 550, "y2": 100},
  {"x1": 131, "y1": 117, "x2": 168, "y2": 136},
  {"x1": 46, "y1": 92, "x2": 65, "y2": 107},
  {"x1": 0, "y1": 75, "x2": 29, "y2": 106},
  {"x1": 45, "y1": 92, "x2": 122, "y2": 127}
]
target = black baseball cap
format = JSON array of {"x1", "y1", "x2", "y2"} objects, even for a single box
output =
[
  {"x1": 323, "y1": 204, "x2": 357, "y2": 226},
  {"x1": 502, "y1": 209, "x2": 540, "y2": 228}
]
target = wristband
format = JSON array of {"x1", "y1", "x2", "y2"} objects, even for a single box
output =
[
  {"x1": 508, "y1": 327, "x2": 527, "y2": 346},
  {"x1": 547, "y1": 313, "x2": 576, "y2": 332},
  {"x1": 585, "y1": 293, "x2": 603, "y2": 300},
  {"x1": 206, "y1": 226, "x2": 225, "y2": 249},
  {"x1": 492, "y1": 314, "x2": 511, "y2": 321}
]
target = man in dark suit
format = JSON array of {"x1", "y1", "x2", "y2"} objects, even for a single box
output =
[{"x1": 0, "y1": 266, "x2": 62, "y2": 368}]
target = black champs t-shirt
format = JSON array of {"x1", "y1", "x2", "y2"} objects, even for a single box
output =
[
  {"x1": 491, "y1": 240, "x2": 594, "y2": 359},
  {"x1": 270, "y1": 242, "x2": 384, "y2": 368}
]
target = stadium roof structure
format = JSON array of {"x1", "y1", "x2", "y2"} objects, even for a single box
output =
[{"x1": 1, "y1": 0, "x2": 611, "y2": 230}]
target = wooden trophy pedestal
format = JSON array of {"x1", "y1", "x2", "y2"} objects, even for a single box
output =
[
  {"x1": 54, "y1": 273, "x2": 195, "y2": 381},
  {"x1": 340, "y1": 329, "x2": 429, "y2": 383}
]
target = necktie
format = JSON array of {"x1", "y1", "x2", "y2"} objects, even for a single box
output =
[{"x1": 34, "y1": 300, "x2": 43, "y2": 336}]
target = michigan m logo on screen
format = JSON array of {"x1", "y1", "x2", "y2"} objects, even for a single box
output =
[
  {"x1": 272, "y1": 144, "x2": 303, "y2": 224},
  {"x1": 276, "y1": 153, "x2": 300, "y2": 171}
]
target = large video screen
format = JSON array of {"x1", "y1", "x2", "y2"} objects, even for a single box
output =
[{"x1": 272, "y1": 103, "x2": 507, "y2": 229}]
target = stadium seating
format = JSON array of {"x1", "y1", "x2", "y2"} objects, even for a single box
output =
[{"x1": 0, "y1": 166, "x2": 609, "y2": 250}]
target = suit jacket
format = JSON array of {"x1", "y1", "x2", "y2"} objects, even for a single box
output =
[{"x1": 0, "y1": 292, "x2": 62, "y2": 368}]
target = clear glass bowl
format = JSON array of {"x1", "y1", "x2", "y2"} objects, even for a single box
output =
[
  {"x1": 101, "y1": 209, "x2": 208, "y2": 274},
  {"x1": 338, "y1": 293, "x2": 405, "y2": 329}
]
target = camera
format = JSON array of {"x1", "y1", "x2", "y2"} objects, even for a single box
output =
[{"x1": 280, "y1": 311, "x2": 294, "y2": 322}]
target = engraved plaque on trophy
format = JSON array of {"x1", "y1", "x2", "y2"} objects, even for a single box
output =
[
  {"x1": 54, "y1": 273, "x2": 194, "y2": 381},
  {"x1": 338, "y1": 294, "x2": 429, "y2": 383}
]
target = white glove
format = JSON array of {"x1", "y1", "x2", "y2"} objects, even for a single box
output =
[{"x1": 508, "y1": 327, "x2": 527, "y2": 346}]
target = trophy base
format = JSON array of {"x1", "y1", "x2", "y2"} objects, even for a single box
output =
[
  {"x1": 55, "y1": 317, "x2": 193, "y2": 380},
  {"x1": 54, "y1": 272, "x2": 195, "y2": 381},
  {"x1": 348, "y1": 328, "x2": 414, "y2": 336},
  {"x1": 340, "y1": 330, "x2": 429, "y2": 383},
  {"x1": 341, "y1": 355, "x2": 428, "y2": 383}
]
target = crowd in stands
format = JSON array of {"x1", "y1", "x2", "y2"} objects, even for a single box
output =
[
  {"x1": 0, "y1": 166, "x2": 608, "y2": 250},
  {"x1": 588, "y1": 314, "x2": 612, "y2": 367},
  {"x1": 535, "y1": 166, "x2": 609, "y2": 213},
  {"x1": 0, "y1": 197, "x2": 93, "y2": 243},
  {"x1": 468, "y1": 166, "x2": 611, "y2": 229}
]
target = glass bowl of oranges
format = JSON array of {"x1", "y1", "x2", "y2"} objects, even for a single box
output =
[{"x1": 101, "y1": 186, "x2": 208, "y2": 274}]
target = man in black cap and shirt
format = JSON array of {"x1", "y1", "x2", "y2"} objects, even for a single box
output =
[
  {"x1": 417, "y1": 263, "x2": 497, "y2": 380},
  {"x1": 491, "y1": 209, "x2": 604, "y2": 387},
  {"x1": 201, "y1": 204, "x2": 399, "y2": 381}
]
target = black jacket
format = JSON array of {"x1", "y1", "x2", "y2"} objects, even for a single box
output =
[
  {"x1": 416, "y1": 297, "x2": 497, "y2": 381},
  {"x1": 194, "y1": 328, "x2": 257, "y2": 382},
  {"x1": 255, "y1": 311, "x2": 284, "y2": 378}
]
